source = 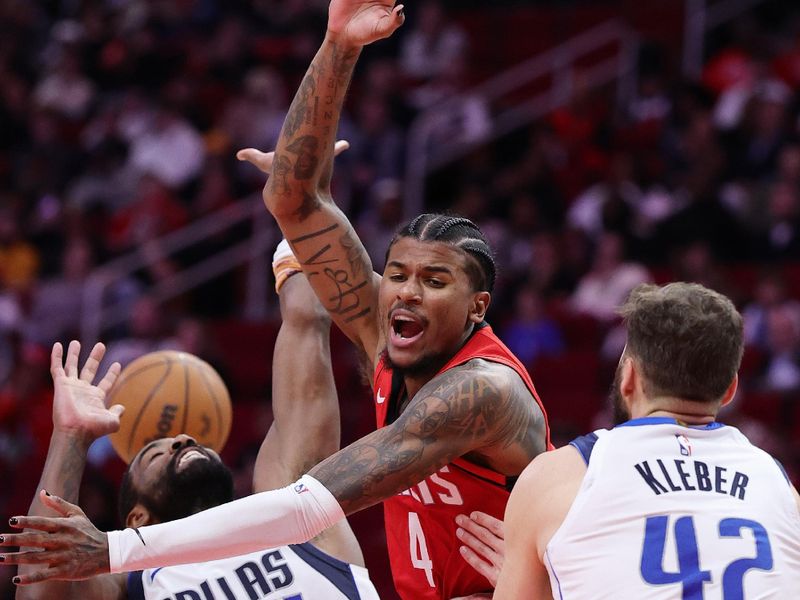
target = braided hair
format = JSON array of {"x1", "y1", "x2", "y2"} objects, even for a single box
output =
[{"x1": 386, "y1": 214, "x2": 497, "y2": 292}]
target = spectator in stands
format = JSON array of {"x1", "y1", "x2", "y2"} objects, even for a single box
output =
[
  {"x1": 743, "y1": 270, "x2": 800, "y2": 350},
  {"x1": 760, "y1": 303, "x2": 800, "y2": 393},
  {"x1": 754, "y1": 180, "x2": 800, "y2": 259},
  {"x1": 501, "y1": 285, "x2": 564, "y2": 365},
  {"x1": 33, "y1": 48, "x2": 95, "y2": 120},
  {"x1": 127, "y1": 104, "x2": 206, "y2": 190},
  {"x1": 399, "y1": 0, "x2": 468, "y2": 81},
  {"x1": 570, "y1": 232, "x2": 651, "y2": 322},
  {"x1": 0, "y1": 205, "x2": 40, "y2": 293},
  {"x1": 221, "y1": 67, "x2": 287, "y2": 156},
  {"x1": 24, "y1": 237, "x2": 95, "y2": 346},
  {"x1": 356, "y1": 178, "x2": 404, "y2": 271}
]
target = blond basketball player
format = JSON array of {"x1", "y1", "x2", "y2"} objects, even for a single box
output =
[{"x1": 12, "y1": 265, "x2": 379, "y2": 599}]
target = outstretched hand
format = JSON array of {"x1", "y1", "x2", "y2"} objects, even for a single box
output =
[
  {"x1": 51, "y1": 341, "x2": 123, "y2": 441},
  {"x1": 1, "y1": 490, "x2": 110, "y2": 584},
  {"x1": 327, "y1": 0, "x2": 405, "y2": 47},
  {"x1": 237, "y1": 140, "x2": 350, "y2": 175},
  {"x1": 456, "y1": 511, "x2": 506, "y2": 588}
]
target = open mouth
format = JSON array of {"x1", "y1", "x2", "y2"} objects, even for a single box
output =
[
  {"x1": 390, "y1": 310, "x2": 425, "y2": 348},
  {"x1": 176, "y1": 447, "x2": 209, "y2": 469}
]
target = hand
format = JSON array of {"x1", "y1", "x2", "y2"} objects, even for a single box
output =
[
  {"x1": 51, "y1": 341, "x2": 123, "y2": 441},
  {"x1": 0, "y1": 490, "x2": 110, "y2": 584},
  {"x1": 327, "y1": 0, "x2": 405, "y2": 47},
  {"x1": 456, "y1": 511, "x2": 505, "y2": 588},
  {"x1": 237, "y1": 140, "x2": 350, "y2": 175}
]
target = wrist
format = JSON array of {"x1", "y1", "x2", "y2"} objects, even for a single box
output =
[
  {"x1": 324, "y1": 30, "x2": 363, "y2": 52},
  {"x1": 51, "y1": 428, "x2": 95, "y2": 452}
]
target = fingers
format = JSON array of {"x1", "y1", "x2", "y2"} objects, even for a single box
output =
[
  {"x1": 333, "y1": 140, "x2": 350, "y2": 156},
  {"x1": 0, "y1": 531, "x2": 64, "y2": 549},
  {"x1": 458, "y1": 544, "x2": 497, "y2": 584},
  {"x1": 456, "y1": 525, "x2": 499, "y2": 564},
  {"x1": 97, "y1": 362, "x2": 121, "y2": 395},
  {"x1": 50, "y1": 342, "x2": 64, "y2": 380},
  {"x1": 39, "y1": 490, "x2": 84, "y2": 518},
  {"x1": 236, "y1": 148, "x2": 273, "y2": 174},
  {"x1": 238, "y1": 140, "x2": 350, "y2": 174},
  {"x1": 469, "y1": 511, "x2": 505, "y2": 538},
  {"x1": 65, "y1": 340, "x2": 81, "y2": 378},
  {"x1": 12, "y1": 564, "x2": 72, "y2": 585},
  {"x1": 79, "y1": 342, "x2": 106, "y2": 383},
  {"x1": 384, "y1": 4, "x2": 405, "y2": 36}
]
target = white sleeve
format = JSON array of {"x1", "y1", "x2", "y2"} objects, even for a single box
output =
[{"x1": 107, "y1": 475, "x2": 344, "y2": 573}]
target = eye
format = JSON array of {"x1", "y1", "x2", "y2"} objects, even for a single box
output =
[
  {"x1": 148, "y1": 452, "x2": 164, "y2": 465},
  {"x1": 388, "y1": 273, "x2": 406, "y2": 282},
  {"x1": 426, "y1": 278, "x2": 444, "y2": 288}
]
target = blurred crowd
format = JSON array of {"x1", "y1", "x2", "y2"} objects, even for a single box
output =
[{"x1": 2, "y1": 0, "x2": 800, "y2": 597}]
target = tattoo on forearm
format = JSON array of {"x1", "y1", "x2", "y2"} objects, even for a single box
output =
[
  {"x1": 289, "y1": 225, "x2": 373, "y2": 323},
  {"x1": 286, "y1": 135, "x2": 320, "y2": 180},
  {"x1": 313, "y1": 361, "x2": 546, "y2": 513}
]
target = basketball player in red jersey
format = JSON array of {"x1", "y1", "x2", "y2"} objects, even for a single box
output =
[{"x1": 2, "y1": 2, "x2": 548, "y2": 598}]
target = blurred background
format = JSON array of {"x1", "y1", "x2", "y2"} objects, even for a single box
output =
[{"x1": 3, "y1": 0, "x2": 800, "y2": 597}]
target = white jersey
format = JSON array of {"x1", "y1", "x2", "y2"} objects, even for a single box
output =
[
  {"x1": 127, "y1": 542, "x2": 379, "y2": 600},
  {"x1": 546, "y1": 417, "x2": 800, "y2": 599}
]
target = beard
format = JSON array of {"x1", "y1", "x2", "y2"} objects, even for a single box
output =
[
  {"x1": 381, "y1": 347, "x2": 451, "y2": 381},
  {"x1": 142, "y1": 448, "x2": 234, "y2": 522},
  {"x1": 610, "y1": 361, "x2": 630, "y2": 426}
]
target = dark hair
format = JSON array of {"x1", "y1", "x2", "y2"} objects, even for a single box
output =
[
  {"x1": 619, "y1": 282, "x2": 744, "y2": 403},
  {"x1": 386, "y1": 214, "x2": 496, "y2": 292}
]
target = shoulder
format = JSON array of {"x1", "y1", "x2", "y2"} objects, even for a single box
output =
[
  {"x1": 516, "y1": 445, "x2": 586, "y2": 492},
  {"x1": 428, "y1": 358, "x2": 532, "y2": 400},
  {"x1": 507, "y1": 446, "x2": 587, "y2": 556}
]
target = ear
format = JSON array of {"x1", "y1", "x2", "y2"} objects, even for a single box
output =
[
  {"x1": 620, "y1": 356, "x2": 637, "y2": 400},
  {"x1": 126, "y1": 504, "x2": 155, "y2": 528},
  {"x1": 469, "y1": 291, "x2": 491, "y2": 324},
  {"x1": 719, "y1": 374, "x2": 738, "y2": 408}
]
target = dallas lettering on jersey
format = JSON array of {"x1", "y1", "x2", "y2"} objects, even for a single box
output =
[
  {"x1": 634, "y1": 459, "x2": 749, "y2": 500},
  {"x1": 397, "y1": 466, "x2": 464, "y2": 505},
  {"x1": 160, "y1": 549, "x2": 294, "y2": 600}
]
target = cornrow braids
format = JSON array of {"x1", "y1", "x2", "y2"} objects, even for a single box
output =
[{"x1": 388, "y1": 213, "x2": 497, "y2": 292}]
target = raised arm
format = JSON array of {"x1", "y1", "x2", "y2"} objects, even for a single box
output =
[
  {"x1": 15, "y1": 342, "x2": 126, "y2": 600},
  {"x1": 239, "y1": 0, "x2": 404, "y2": 361}
]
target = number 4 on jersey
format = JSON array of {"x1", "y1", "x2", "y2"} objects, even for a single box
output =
[
  {"x1": 409, "y1": 512, "x2": 435, "y2": 588},
  {"x1": 641, "y1": 515, "x2": 773, "y2": 599}
]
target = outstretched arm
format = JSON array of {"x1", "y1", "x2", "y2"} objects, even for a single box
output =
[
  {"x1": 1, "y1": 361, "x2": 545, "y2": 582},
  {"x1": 16, "y1": 342, "x2": 126, "y2": 599},
  {"x1": 239, "y1": 0, "x2": 404, "y2": 362}
]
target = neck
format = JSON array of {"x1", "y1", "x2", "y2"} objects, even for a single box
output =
[{"x1": 635, "y1": 396, "x2": 719, "y2": 425}]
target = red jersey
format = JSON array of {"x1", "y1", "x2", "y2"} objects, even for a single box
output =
[{"x1": 373, "y1": 324, "x2": 551, "y2": 599}]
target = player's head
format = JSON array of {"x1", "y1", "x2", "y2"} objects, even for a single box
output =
[
  {"x1": 118, "y1": 434, "x2": 234, "y2": 527},
  {"x1": 380, "y1": 214, "x2": 495, "y2": 377},
  {"x1": 611, "y1": 282, "x2": 744, "y2": 422}
]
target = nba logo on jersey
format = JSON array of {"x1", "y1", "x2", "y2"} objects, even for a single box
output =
[
  {"x1": 675, "y1": 434, "x2": 692, "y2": 456},
  {"x1": 294, "y1": 483, "x2": 309, "y2": 494}
]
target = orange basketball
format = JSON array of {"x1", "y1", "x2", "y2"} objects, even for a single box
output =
[{"x1": 107, "y1": 350, "x2": 232, "y2": 464}]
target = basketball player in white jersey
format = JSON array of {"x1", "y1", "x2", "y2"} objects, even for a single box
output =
[
  {"x1": 493, "y1": 282, "x2": 800, "y2": 599},
  {"x1": 13, "y1": 247, "x2": 379, "y2": 599}
]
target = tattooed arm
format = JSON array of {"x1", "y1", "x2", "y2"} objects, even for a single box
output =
[
  {"x1": 1, "y1": 359, "x2": 546, "y2": 581},
  {"x1": 248, "y1": 1, "x2": 404, "y2": 360},
  {"x1": 16, "y1": 342, "x2": 126, "y2": 600},
  {"x1": 309, "y1": 359, "x2": 547, "y2": 514}
]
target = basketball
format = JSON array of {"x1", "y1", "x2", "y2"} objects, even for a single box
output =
[{"x1": 107, "y1": 350, "x2": 232, "y2": 464}]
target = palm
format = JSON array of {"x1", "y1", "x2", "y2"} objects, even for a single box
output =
[
  {"x1": 50, "y1": 341, "x2": 122, "y2": 439},
  {"x1": 328, "y1": 0, "x2": 404, "y2": 47},
  {"x1": 54, "y1": 376, "x2": 118, "y2": 437}
]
